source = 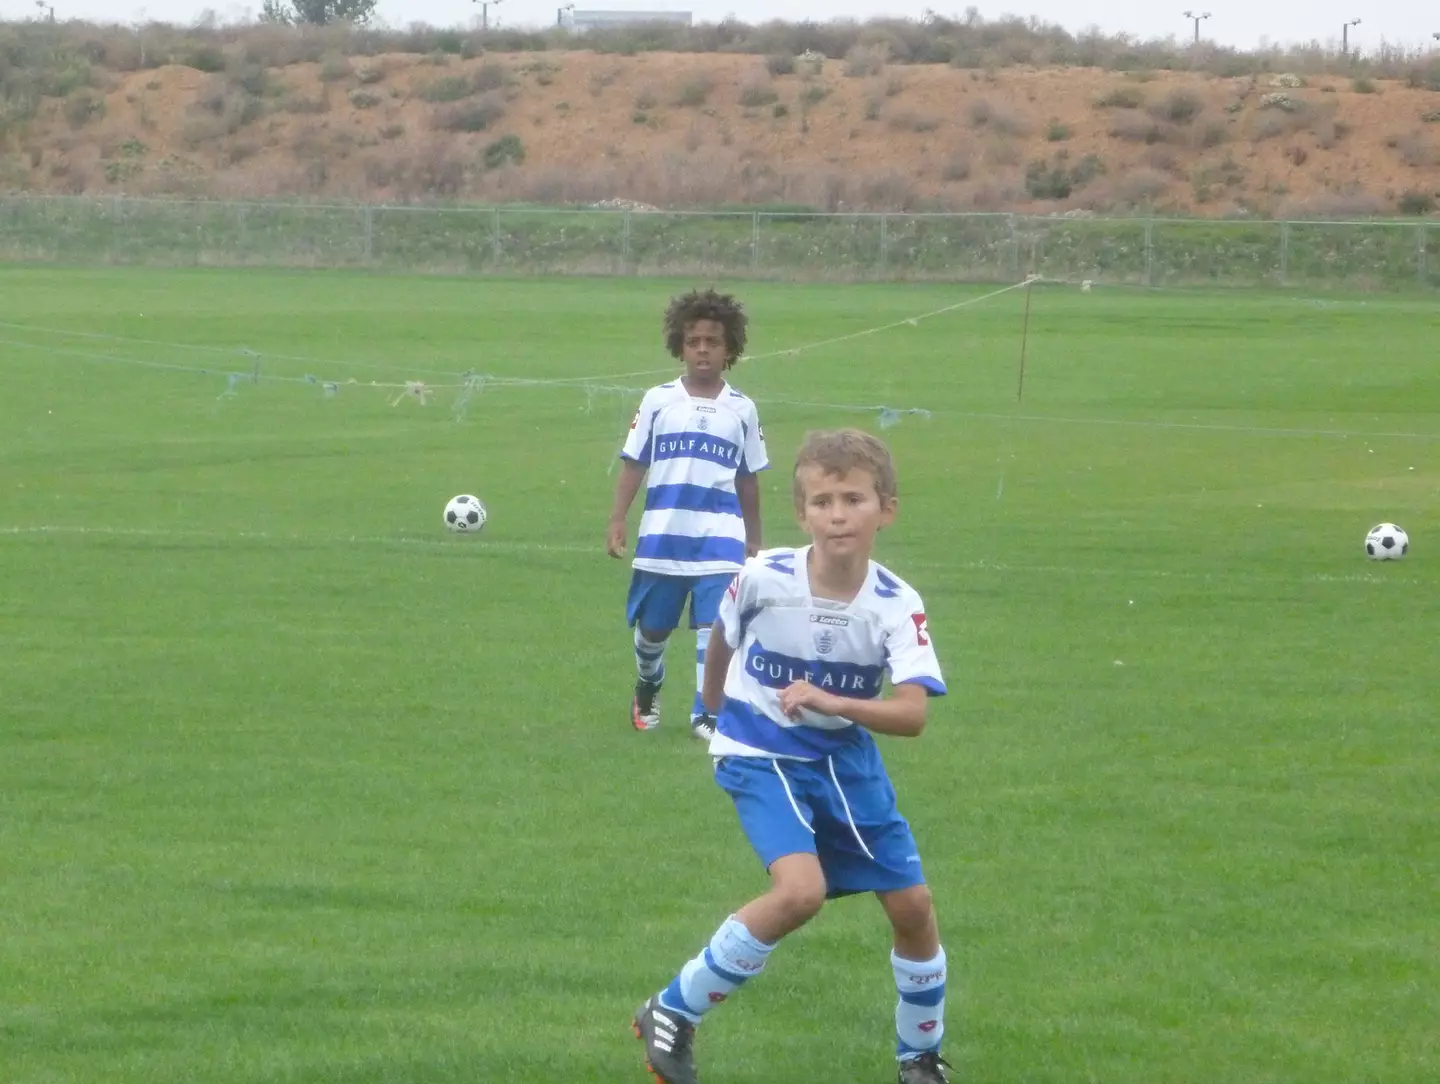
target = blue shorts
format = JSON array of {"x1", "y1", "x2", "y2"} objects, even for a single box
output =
[
  {"x1": 714, "y1": 739, "x2": 926, "y2": 898},
  {"x1": 626, "y1": 570, "x2": 733, "y2": 632}
]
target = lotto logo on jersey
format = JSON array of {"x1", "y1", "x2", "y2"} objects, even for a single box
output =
[
  {"x1": 726, "y1": 575, "x2": 739, "y2": 600},
  {"x1": 911, "y1": 612, "x2": 930, "y2": 646}
]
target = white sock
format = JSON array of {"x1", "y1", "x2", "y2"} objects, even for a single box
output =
[
  {"x1": 692, "y1": 625, "x2": 711, "y2": 720},
  {"x1": 659, "y1": 915, "x2": 775, "y2": 1021},
  {"x1": 894, "y1": 947, "x2": 946, "y2": 1058}
]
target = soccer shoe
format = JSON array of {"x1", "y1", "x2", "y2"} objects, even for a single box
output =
[
  {"x1": 632, "y1": 996, "x2": 699, "y2": 1084},
  {"x1": 632, "y1": 678, "x2": 662, "y2": 731},
  {"x1": 690, "y1": 713, "x2": 717, "y2": 742},
  {"x1": 897, "y1": 1052, "x2": 953, "y2": 1084}
]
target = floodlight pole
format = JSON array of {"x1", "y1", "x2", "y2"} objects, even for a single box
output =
[
  {"x1": 1182, "y1": 10, "x2": 1211, "y2": 45},
  {"x1": 1342, "y1": 18, "x2": 1361, "y2": 57},
  {"x1": 476, "y1": 0, "x2": 503, "y2": 30}
]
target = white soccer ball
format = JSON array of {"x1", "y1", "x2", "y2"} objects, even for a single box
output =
[
  {"x1": 444, "y1": 494, "x2": 487, "y2": 532},
  {"x1": 1364, "y1": 522, "x2": 1408, "y2": 560}
]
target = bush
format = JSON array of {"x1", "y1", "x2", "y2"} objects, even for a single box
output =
[
  {"x1": 1096, "y1": 87, "x2": 1145, "y2": 109},
  {"x1": 483, "y1": 134, "x2": 525, "y2": 170},
  {"x1": 472, "y1": 62, "x2": 507, "y2": 93},
  {"x1": 1046, "y1": 120, "x2": 1072, "y2": 142},
  {"x1": 64, "y1": 91, "x2": 104, "y2": 128},
  {"x1": 1024, "y1": 153, "x2": 1105, "y2": 200},
  {"x1": 675, "y1": 76, "x2": 713, "y2": 107},
  {"x1": 319, "y1": 54, "x2": 352, "y2": 82},
  {"x1": 765, "y1": 53, "x2": 795, "y2": 77},
  {"x1": 800, "y1": 84, "x2": 829, "y2": 107},
  {"x1": 433, "y1": 95, "x2": 504, "y2": 132},
  {"x1": 739, "y1": 81, "x2": 778, "y2": 107},
  {"x1": 349, "y1": 90, "x2": 381, "y2": 109},
  {"x1": 1154, "y1": 89, "x2": 1202, "y2": 124},
  {"x1": 183, "y1": 46, "x2": 226, "y2": 73},
  {"x1": 843, "y1": 45, "x2": 885, "y2": 78},
  {"x1": 419, "y1": 75, "x2": 472, "y2": 103},
  {"x1": 1397, "y1": 190, "x2": 1436, "y2": 215},
  {"x1": 1351, "y1": 77, "x2": 1376, "y2": 94}
]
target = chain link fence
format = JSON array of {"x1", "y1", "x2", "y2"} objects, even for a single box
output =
[{"x1": 1, "y1": 195, "x2": 1435, "y2": 289}]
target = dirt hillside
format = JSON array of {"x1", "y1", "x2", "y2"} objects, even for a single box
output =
[{"x1": 6, "y1": 44, "x2": 1440, "y2": 217}]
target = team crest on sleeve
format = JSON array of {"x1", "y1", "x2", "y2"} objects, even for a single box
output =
[
  {"x1": 911, "y1": 612, "x2": 930, "y2": 646},
  {"x1": 629, "y1": 411, "x2": 640, "y2": 430}
]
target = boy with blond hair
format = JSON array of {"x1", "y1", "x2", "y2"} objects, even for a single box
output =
[{"x1": 633, "y1": 428, "x2": 953, "y2": 1084}]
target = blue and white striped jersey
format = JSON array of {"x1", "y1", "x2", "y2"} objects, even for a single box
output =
[
  {"x1": 621, "y1": 381, "x2": 769, "y2": 576},
  {"x1": 710, "y1": 546, "x2": 947, "y2": 761}
]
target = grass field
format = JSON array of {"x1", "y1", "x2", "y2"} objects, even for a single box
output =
[{"x1": 1, "y1": 266, "x2": 1437, "y2": 1084}]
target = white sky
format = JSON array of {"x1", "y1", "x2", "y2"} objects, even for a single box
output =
[{"x1": 9, "y1": 0, "x2": 1440, "y2": 52}]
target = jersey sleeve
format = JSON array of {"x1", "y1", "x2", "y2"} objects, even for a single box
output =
[
  {"x1": 716, "y1": 560, "x2": 761, "y2": 649},
  {"x1": 620, "y1": 392, "x2": 656, "y2": 463},
  {"x1": 738, "y1": 402, "x2": 770, "y2": 475},
  {"x1": 885, "y1": 590, "x2": 946, "y2": 696}
]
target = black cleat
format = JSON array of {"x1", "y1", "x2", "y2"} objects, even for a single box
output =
[
  {"x1": 690, "y1": 713, "x2": 717, "y2": 742},
  {"x1": 632, "y1": 996, "x2": 698, "y2": 1084},
  {"x1": 632, "y1": 678, "x2": 662, "y2": 731},
  {"x1": 898, "y1": 1052, "x2": 953, "y2": 1084}
]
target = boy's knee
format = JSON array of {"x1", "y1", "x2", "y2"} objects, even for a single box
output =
[
  {"x1": 883, "y1": 884, "x2": 935, "y2": 935},
  {"x1": 771, "y1": 865, "x2": 827, "y2": 922}
]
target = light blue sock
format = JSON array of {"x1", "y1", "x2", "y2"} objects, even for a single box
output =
[
  {"x1": 691, "y1": 626, "x2": 711, "y2": 719},
  {"x1": 894, "y1": 947, "x2": 946, "y2": 1059},
  {"x1": 634, "y1": 628, "x2": 666, "y2": 683},
  {"x1": 658, "y1": 915, "x2": 775, "y2": 1022}
]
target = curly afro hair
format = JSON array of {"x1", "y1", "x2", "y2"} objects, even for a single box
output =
[{"x1": 663, "y1": 288, "x2": 748, "y2": 369}]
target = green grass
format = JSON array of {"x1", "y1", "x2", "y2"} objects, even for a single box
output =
[{"x1": 1, "y1": 266, "x2": 1437, "y2": 1084}]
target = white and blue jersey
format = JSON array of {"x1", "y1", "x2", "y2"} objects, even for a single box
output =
[
  {"x1": 620, "y1": 381, "x2": 769, "y2": 577},
  {"x1": 710, "y1": 546, "x2": 946, "y2": 761},
  {"x1": 709, "y1": 546, "x2": 947, "y2": 897}
]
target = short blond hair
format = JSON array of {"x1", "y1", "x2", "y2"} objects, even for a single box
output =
[{"x1": 793, "y1": 428, "x2": 898, "y2": 505}]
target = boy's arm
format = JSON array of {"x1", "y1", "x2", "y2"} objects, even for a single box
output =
[
  {"x1": 735, "y1": 473, "x2": 762, "y2": 557},
  {"x1": 701, "y1": 617, "x2": 736, "y2": 713},
  {"x1": 606, "y1": 460, "x2": 647, "y2": 558},
  {"x1": 778, "y1": 682, "x2": 929, "y2": 738}
]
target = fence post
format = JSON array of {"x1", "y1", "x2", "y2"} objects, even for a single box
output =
[
  {"x1": 1008, "y1": 214, "x2": 1019, "y2": 281},
  {"x1": 1143, "y1": 219, "x2": 1154, "y2": 287},
  {"x1": 751, "y1": 212, "x2": 760, "y2": 275},
  {"x1": 1279, "y1": 220, "x2": 1289, "y2": 285},
  {"x1": 109, "y1": 195, "x2": 122, "y2": 264},
  {"x1": 879, "y1": 213, "x2": 888, "y2": 279},
  {"x1": 622, "y1": 207, "x2": 632, "y2": 272},
  {"x1": 491, "y1": 206, "x2": 501, "y2": 268},
  {"x1": 1419, "y1": 222, "x2": 1428, "y2": 286},
  {"x1": 362, "y1": 205, "x2": 374, "y2": 265}
]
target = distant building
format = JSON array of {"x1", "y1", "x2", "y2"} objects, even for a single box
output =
[{"x1": 560, "y1": 9, "x2": 693, "y2": 31}]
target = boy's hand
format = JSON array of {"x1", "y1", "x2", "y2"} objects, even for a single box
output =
[
  {"x1": 605, "y1": 520, "x2": 627, "y2": 558},
  {"x1": 745, "y1": 541, "x2": 761, "y2": 558},
  {"x1": 779, "y1": 680, "x2": 840, "y2": 720}
]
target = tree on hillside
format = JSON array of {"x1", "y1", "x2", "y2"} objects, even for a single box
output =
[{"x1": 259, "y1": 0, "x2": 376, "y2": 26}]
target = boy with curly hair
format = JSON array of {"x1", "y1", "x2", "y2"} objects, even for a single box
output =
[{"x1": 607, "y1": 288, "x2": 769, "y2": 740}]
